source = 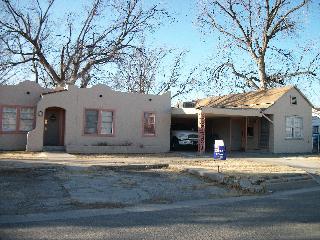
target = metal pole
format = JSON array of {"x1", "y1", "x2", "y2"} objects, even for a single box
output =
[{"x1": 318, "y1": 134, "x2": 319, "y2": 153}]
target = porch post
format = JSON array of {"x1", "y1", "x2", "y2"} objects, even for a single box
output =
[
  {"x1": 229, "y1": 118, "x2": 232, "y2": 151},
  {"x1": 245, "y1": 117, "x2": 248, "y2": 152},
  {"x1": 198, "y1": 111, "x2": 206, "y2": 154}
]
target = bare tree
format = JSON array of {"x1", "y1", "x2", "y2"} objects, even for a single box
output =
[
  {"x1": 198, "y1": 0, "x2": 319, "y2": 90},
  {"x1": 107, "y1": 46, "x2": 199, "y2": 99},
  {"x1": 0, "y1": 0, "x2": 167, "y2": 87}
]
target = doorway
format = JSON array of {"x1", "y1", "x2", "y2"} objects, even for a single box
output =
[
  {"x1": 231, "y1": 118, "x2": 243, "y2": 151},
  {"x1": 43, "y1": 107, "x2": 65, "y2": 146}
]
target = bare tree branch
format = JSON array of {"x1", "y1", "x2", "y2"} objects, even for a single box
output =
[
  {"x1": 198, "y1": 0, "x2": 315, "y2": 90},
  {"x1": 0, "y1": 0, "x2": 168, "y2": 87},
  {"x1": 107, "y1": 46, "x2": 198, "y2": 99}
]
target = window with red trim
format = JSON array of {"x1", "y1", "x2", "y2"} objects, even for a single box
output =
[
  {"x1": 84, "y1": 109, "x2": 114, "y2": 135},
  {"x1": 143, "y1": 112, "x2": 156, "y2": 136},
  {"x1": 1, "y1": 106, "x2": 35, "y2": 132}
]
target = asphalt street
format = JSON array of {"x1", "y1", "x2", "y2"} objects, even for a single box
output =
[{"x1": 1, "y1": 187, "x2": 319, "y2": 240}]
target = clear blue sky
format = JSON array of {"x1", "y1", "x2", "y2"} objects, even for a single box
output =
[{"x1": 52, "y1": 0, "x2": 320, "y2": 106}]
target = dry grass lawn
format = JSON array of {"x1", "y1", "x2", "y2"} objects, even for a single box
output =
[{"x1": 0, "y1": 151, "x2": 311, "y2": 179}]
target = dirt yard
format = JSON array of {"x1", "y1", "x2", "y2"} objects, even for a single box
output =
[
  {"x1": 0, "y1": 165, "x2": 240, "y2": 215},
  {"x1": 0, "y1": 151, "x2": 318, "y2": 216},
  {"x1": 0, "y1": 151, "x2": 312, "y2": 179}
]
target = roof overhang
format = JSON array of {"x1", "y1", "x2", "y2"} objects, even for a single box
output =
[
  {"x1": 201, "y1": 107, "x2": 262, "y2": 117},
  {"x1": 171, "y1": 107, "x2": 263, "y2": 118},
  {"x1": 171, "y1": 107, "x2": 198, "y2": 118}
]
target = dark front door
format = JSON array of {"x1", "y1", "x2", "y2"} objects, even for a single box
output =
[
  {"x1": 231, "y1": 118, "x2": 243, "y2": 151},
  {"x1": 259, "y1": 117, "x2": 270, "y2": 149},
  {"x1": 44, "y1": 108, "x2": 65, "y2": 146}
]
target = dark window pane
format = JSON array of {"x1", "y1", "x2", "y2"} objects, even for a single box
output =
[{"x1": 247, "y1": 127, "x2": 254, "y2": 137}]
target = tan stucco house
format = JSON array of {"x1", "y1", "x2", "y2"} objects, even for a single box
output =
[
  {"x1": 172, "y1": 86, "x2": 313, "y2": 153},
  {"x1": 0, "y1": 81, "x2": 171, "y2": 153},
  {"x1": 0, "y1": 82, "x2": 313, "y2": 154}
]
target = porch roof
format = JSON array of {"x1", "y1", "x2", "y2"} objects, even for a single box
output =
[
  {"x1": 171, "y1": 106, "x2": 262, "y2": 117},
  {"x1": 201, "y1": 107, "x2": 262, "y2": 117}
]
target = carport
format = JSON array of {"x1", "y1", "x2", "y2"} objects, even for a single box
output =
[
  {"x1": 171, "y1": 106, "x2": 273, "y2": 153},
  {"x1": 171, "y1": 107, "x2": 198, "y2": 131}
]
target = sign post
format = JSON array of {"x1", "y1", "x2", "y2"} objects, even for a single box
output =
[{"x1": 198, "y1": 112, "x2": 205, "y2": 154}]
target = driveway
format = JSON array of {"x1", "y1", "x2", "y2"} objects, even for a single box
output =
[
  {"x1": 243, "y1": 155, "x2": 320, "y2": 183},
  {"x1": 248, "y1": 156, "x2": 320, "y2": 173}
]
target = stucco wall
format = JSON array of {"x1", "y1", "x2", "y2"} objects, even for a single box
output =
[
  {"x1": 246, "y1": 117, "x2": 260, "y2": 150},
  {"x1": 0, "y1": 81, "x2": 47, "y2": 150},
  {"x1": 265, "y1": 88, "x2": 312, "y2": 153},
  {"x1": 27, "y1": 84, "x2": 171, "y2": 153}
]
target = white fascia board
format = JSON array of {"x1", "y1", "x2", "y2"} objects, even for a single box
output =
[
  {"x1": 201, "y1": 107, "x2": 262, "y2": 117},
  {"x1": 171, "y1": 107, "x2": 199, "y2": 116}
]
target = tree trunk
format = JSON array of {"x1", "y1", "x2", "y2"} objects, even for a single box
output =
[{"x1": 257, "y1": 57, "x2": 267, "y2": 90}]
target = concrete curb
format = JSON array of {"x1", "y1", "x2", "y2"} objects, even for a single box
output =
[
  {"x1": 89, "y1": 163, "x2": 169, "y2": 171},
  {"x1": 187, "y1": 168, "x2": 266, "y2": 193},
  {"x1": 0, "y1": 163, "x2": 169, "y2": 173}
]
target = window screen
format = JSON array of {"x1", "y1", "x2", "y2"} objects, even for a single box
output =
[
  {"x1": 2, "y1": 107, "x2": 17, "y2": 131},
  {"x1": 19, "y1": 107, "x2": 34, "y2": 131},
  {"x1": 100, "y1": 111, "x2": 113, "y2": 134},
  {"x1": 143, "y1": 112, "x2": 156, "y2": 135},
  {"x1": 285, "y1": 116, "x2": 303, "y2": 139},
  {"x1": 85, "y1": 110, "x2": 98, "y2": 134}
]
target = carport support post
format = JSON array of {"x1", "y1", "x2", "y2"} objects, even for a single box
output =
[
  {"x1": 245, "y1": 117, "x2": 248, "y2": 152},
  {"x1": 229, "y1": 118, "x2": 232, "y2": 150},
  {"x1": 198, "y1": 112, "x2": 206, "y2": 154}
]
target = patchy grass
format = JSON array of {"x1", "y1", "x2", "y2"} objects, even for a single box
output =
[
  {"x1": 0, "y1": 151, "x2": 314, "y2": 181},
  {"x1": 0, "y1": 151, "x2": 41, "y2": 158}
]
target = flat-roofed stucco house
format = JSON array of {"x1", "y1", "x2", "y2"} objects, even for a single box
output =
[
  {"x1": 172, "y1": 86, "x2": 313, "y2": 153},
  {"x1": 0, "y1": 81, "x2": 171, "y2": 153}
]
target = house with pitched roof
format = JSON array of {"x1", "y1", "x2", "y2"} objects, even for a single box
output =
[{"x1": 172, "y1": 86, "x2": 313, "y2": 153}]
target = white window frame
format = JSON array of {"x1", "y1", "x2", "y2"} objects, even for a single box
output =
[
  {"x1": 290, "y1": 96, "x2": 297, "y2": 105},
  {"x1": 285, "y1": 116, "x2": 303, "y2": 139}
]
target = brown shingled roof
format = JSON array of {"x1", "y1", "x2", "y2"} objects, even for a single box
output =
[{"x1": 195, "y1": 85, "x2": 294, "y2": 109}]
